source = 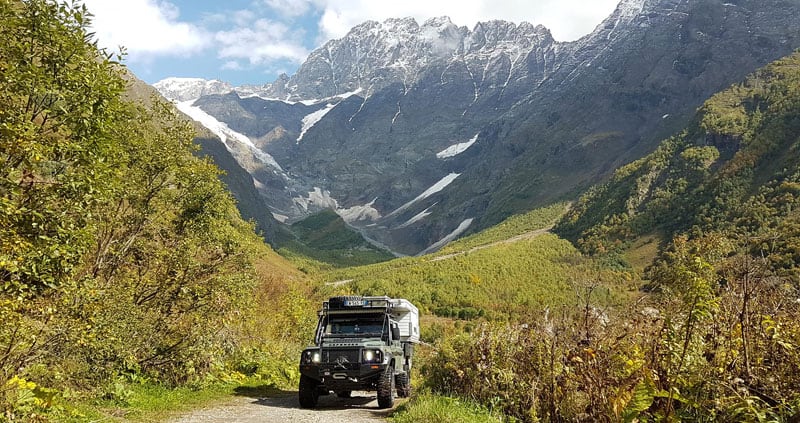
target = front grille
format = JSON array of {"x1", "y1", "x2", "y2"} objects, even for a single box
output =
[{"x1": 323, "y1": 349, "x2": 360, "y2": 369}]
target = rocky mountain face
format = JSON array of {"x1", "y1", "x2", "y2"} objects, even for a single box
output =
[{"x1": 155, "y1": 0, "x2": 800, "y2": 256}]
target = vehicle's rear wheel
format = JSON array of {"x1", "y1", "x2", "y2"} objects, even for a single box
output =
[
  {"x1": 396, "y1": 370, "x2": 411, "y2": 398},
  {"x1": 336, "y1": 390, "x2": 352, "y2": 398},
  {"x1": 376, "y1": 366, "x2": 395, "y2": 408},
  {"x1": 298, "y1": 375, "x2": 319, "y2": 408}
]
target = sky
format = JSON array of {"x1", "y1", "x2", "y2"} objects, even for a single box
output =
[{"x1": 81, "y1": 0, "x2": 621, "y2": 86}]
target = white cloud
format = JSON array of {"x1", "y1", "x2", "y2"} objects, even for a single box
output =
[
  {"x1": 263, "y1": 0, "x2": 314, "y2": 18},
  {"x1": 313, "y1": 0, "x2": 620, "y2": 42},
  {"x1": 231, "y1": 10, "x2": 258, "y2": 26},
  {"x1": 222, "y1": 61, "x2": 243, "y2": 70},
  {"x1": 82, "y1": 0, "x2": 209, "y2": 59},
  {"x1": 215, "y1": 19, "x2": 309, "y2": 66}
]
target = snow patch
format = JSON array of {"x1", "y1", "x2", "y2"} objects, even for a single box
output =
[
  {"x1": 337, "y1": 198, "x2": 382, "y2": 223},
  {"x1": 298, "y1": 87, "x2": 364, "y2": 106},
  {"x1": 174, "y1": 100, "x2": 283, "y2": 171},
  {"x1": 297, "y1": 104, "x2": 336, "y2": 143},
  {"x1": 392, "y1": 102, "x2": 402, "y2": 125},
  {"x1": 419, "y1": 218, "x2": 474, "y2": 255},
  {"x1": 335, "y1": 87, "x2": 364, "y2": 100},
  {"x1": 239, "y1": 93, "x2": 290, "y2": 102},
  {"x1": 388, "y1": 173, "x2": 461, "y2": 217},
  {"x1": 271, "y1": 212, "x2": 289, "y2": 223},
  {"x1": 436, "y1": 133, "x2": 479, "y2": 159},
  {"x1": 397, "y1": 204, "x2": 436, "y2": 229}
]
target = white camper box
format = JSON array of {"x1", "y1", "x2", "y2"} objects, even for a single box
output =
[{"x1": 388, "y1": 298, "x2": 420, "y2": 344}]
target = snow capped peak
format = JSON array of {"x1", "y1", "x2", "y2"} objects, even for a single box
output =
[
  {"x1": 378, "y1": 16, "x2": 420, "y2": 34},
  {"x1": 422, "y1": 16, "x2": 454, "y2": 29},
  {"x1": 581, "y1": 0, "x2": 681, "y2": 45},
  {"x1": 277, "y1": 15, "x2": 556, "y2": 100},
  {"x1": 614, "y1": 0, "x2": 648, "y2": 22},
  {"x1": 154, "y1": 77, "x2": 233, "y2": 102},
  {"x1": 157, "y1": 76, "x2": 206, "y2": 85},
  {"x1": 155, "y1": 15, "x2": 559, "y2": 103}
]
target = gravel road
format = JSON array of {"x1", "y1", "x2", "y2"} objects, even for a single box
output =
[{"x1": 171, "y1": 391, "x2": 395, "y2": 423}]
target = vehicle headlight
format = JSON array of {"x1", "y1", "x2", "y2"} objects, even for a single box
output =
[
  {"x1": 302, "y1": 350, "x2": 322, "y2": 364},
  {"x1": 363, "y1": 349, "x2": 382, "y2": 363}
]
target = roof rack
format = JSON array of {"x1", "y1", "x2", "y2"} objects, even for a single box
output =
[{"x1": 324, "y1": 296, "x2": 392, "y2": 311}]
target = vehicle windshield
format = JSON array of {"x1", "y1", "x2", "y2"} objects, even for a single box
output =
[{"x1": 323, "y1": 314, "x2": 385, "y2": 337}]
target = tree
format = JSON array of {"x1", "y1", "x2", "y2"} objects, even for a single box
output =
[
  {"x1": 0, "y1": 0, "x2": 126, "y2": 295},
  {"x1": 1, "y1": 2, "x2": 267, "y2": 415}
]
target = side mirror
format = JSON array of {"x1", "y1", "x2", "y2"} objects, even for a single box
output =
[{"x1": 391, "y1": 323, "x2": 401, "y2": 341}]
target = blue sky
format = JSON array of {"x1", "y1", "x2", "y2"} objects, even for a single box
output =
[{"x1": 82, "y1": 0, "x2": 621, "y2": 86}]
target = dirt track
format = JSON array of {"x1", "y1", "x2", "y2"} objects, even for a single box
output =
[
  {"x1": 429, "y1": 226, "x2": 553, "y2": 262},
  {"x1": 170, "y1": 391, "x2": 394, "y2": 423},
  {"x1": 428, "y1": 203, "x2": 571, "y2": 262}
]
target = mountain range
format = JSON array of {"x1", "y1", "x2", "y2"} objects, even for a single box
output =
[{"x1": 153, "y1": 0, "x2": 800, "y2": 256}]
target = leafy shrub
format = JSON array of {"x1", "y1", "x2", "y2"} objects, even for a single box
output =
[
  {"x1": 0, "y1": 1, "x2": 305, "y2": 418},
  {"x1": 425, "y1": 235, "x2": 800, "y2": 422},
  {"x1": 391, "y1": 392, "x2": 505, "y2": 423}
]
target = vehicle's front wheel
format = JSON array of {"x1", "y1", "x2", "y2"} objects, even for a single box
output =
[
  {"x1": 298, "y1": 375, "x2": 319, "y2": 408},
  {"x1": 376, "y1": 366, "x2": 395, "y2": 408}
]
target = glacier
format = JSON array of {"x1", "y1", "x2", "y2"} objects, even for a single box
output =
[{"x1": 174, "y1": 100, "x2": 283, "y2": 171}]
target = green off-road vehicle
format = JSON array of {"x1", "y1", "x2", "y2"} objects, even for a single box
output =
[{"x1": 298, "y1": 296, "x2": 420, "y2": 408}]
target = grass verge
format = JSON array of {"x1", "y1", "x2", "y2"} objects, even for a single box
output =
[
  {"x1": 390, "y1": 392, "x2": 507, "y2": 423},
  {"x1": 78, "y1": 376, "x2": 284, "y2": 422}
]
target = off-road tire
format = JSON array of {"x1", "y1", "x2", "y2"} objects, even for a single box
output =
[
  {"x1": 396, "y1": 371, "x2": 411, "y2": 398},
  {"x1": 376, "y1": 366, "x2": 395, "y2": 408},
  {"x1": 298, "y1": 375, "x2": 319, "y2": 408},
  {"x1": 336, "y1": 390, "x2": 352, "y2": 398}
]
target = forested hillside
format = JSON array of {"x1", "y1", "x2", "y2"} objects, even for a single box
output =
[
  {"x1": 0, "y1": 1, "x2": 312, "y2": 420},
  {"x1": 557, "y1": 51, "x2": 800, "y2": 277},
  {"x1": 348, "y1": 52, "x2": 800, "y2": 422},
  {"x1": 317, "y1": 203, "x2": 629, "y2": 321}
]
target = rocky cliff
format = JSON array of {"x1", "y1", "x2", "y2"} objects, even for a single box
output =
[{"x1": 155, "y1": 0, "x2": 800, "y2": 255}]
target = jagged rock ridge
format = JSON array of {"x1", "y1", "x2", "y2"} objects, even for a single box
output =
[{"x1": 156, "y1": 0, "x2": 800, "y2": 255}]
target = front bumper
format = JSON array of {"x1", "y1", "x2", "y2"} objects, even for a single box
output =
[{"x1": 300, "y1": 363, "x2": 388, "y2": 391}]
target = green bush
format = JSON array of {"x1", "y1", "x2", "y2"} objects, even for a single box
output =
[
  {"x1": 391, "y1": 392, "x2": 506, "y2": 423},
  {"x1": 0, "y1": 1, "x2": 301, "y2": 419},
  {"x1": 424, "y1": 235, "x2": 800, "y2": 422}
]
